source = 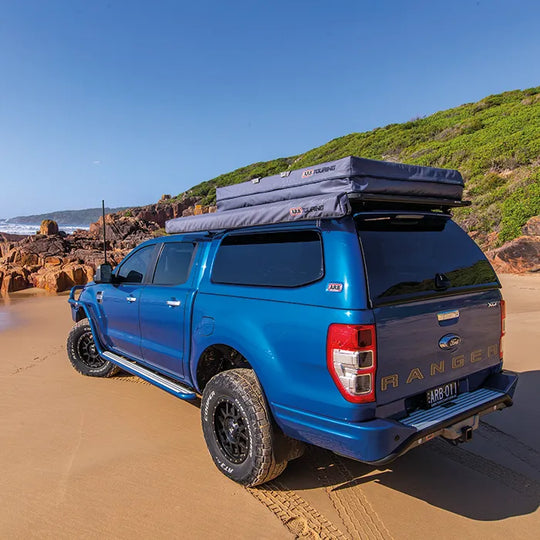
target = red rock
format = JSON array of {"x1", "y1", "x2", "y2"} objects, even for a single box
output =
[
  {"x1": 31, "y1": 262, "x2": 94, "y2": 293},
  {"x1": 5, "y1": 247, "x2": 39, "y2": 266},
  {"x1": 0, "y1": 232, "x2": 29, "y2": 242},
  {"x1": 0, "y1": 197, "x2": 211, "y2": 294},
  {"x1": 487, "y1": 236, "x2": 540, "y2": 274},
  {"x1": 17, "y1": 235, "x2": 68, "y2": 258},
  {"x1": 522, "y1": 216, "x2": 540, "y2": 236},
  {"x1": 40, "y1": 219, "x2": 59, "y2": 235},
  {"x1": 44, "y1": 256, "x2": 63, "y2": 266},
  {"x1": 0, "y1": 267, "x2": 30, "y2": 294}
]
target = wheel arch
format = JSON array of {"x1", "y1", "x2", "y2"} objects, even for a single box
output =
[
  {"x1": 189, "y1": 311, "x2": 285, "y2": 402},
  {"x1": 75, "y1": 307, "x2": 87, "y2": 322},
  {"x1": 195, "y1": 343, "x2": 253, "y2": 392}
]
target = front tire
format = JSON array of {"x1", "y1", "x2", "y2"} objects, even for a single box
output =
[
  {"x1": 201, "y1": 368, "x2": 290, "y2": 486},
  {"x1": 67, "y1": 320, "x2": 119, "y2": 377}
]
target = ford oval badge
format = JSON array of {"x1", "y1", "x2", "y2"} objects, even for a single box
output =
[{"x1": 439, "y1": 334, "x2": 462, "y2": 350}]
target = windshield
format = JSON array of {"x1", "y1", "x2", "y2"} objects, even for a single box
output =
[{"x1": 355, "y1": 213, "x2": 499, "y2": 306}]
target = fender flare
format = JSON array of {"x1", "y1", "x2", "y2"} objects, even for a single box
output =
[{"x1": 72, "y1": 303, "x2": 108, "y2": 358}]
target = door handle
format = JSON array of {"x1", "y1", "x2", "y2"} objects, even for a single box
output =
[
  {"x1": 167, "y1": 300, "x2": 181, "y2": 307},
  {"x1": 126, "y1": 296, "x2": 137, "y2": 303}
]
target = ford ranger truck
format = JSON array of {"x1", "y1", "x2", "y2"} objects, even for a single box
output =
[{"x1": 67, "y1": 156, "x2": 518, "y2": 486}]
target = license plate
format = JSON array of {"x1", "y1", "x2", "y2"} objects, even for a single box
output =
[{"x1": 426, "y1": 381, "x2": 458, "y2": 408}]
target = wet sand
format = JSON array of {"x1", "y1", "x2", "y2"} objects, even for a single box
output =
[{"x1": 0, "y1": 274, "x2": 538, "y2": 538}]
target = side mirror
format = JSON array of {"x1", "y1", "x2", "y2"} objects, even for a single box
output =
[{"x1": 94, "y1": 263, "x2": 113, "y2": 284}]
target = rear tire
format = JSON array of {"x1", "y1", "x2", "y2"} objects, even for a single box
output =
[
  {"x1": 201, "y1": 368, "x2": 293, "y2": 486},
  {"x1": 67, "y1": 320, "x2": 119, "y2": 378}
]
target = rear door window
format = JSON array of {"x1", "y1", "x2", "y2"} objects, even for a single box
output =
[
  {"x1": 212, "y1": 230, "x2": 323, "y2": 287},
  {"x1": 152, "y1": 243, "x2": 196, "y2": 285},
  {"x1": 356, "y1": 214, "x2": 499, "y2": 306}
]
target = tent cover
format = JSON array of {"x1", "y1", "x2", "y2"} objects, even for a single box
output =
[{"x1": 165, "y1": 156, "x2": 464, "y2": 234}]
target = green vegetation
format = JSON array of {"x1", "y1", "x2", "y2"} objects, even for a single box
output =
[
  {"x1": 499, "y1": 177, "x2": 540, "y2": 243},
  {"x1": 176, "y1": 87, "x2": 540, "y2": 247},
  {"x1": 153, "y1": 227, "x2": 167, "y2": 237}
]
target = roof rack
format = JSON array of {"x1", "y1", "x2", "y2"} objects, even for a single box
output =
[{"x1": 348, "y1": 193, "x2": 471, "y2": 211}]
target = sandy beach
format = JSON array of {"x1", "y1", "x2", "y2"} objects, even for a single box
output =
[{"x1": 0, "y1": 274, "x2": 538, "y2": 539}]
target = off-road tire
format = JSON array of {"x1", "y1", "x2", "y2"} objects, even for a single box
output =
[
  {"x1": 201, "y1": 368, "x2": 293, "y2": 486},
  {"x1": 67, "y1": 320, "x2": 119, "y2": 378}
]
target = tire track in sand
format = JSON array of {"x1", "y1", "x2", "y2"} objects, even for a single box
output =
[
  {"x1": 112, "y1": 374, "x2": 154, "y2": 387},
  {"x1": 247, "y1": 480, "x2": 348, "y2": 539},
  {"x1": 309, "y1": 448, "x2": 392, "y2": 540},
  {"x1": 109, "y1": 376, "x2": 389, "y2": 537},
  {"x1": 247, "y1": 448, "x2": 392, "y2": 540},
  {"x1": 429, "y1": 439, "x2": 540, "y2": 498},
  {"x1": 477, "y1": 421, "x2": 540, "y2": 473}
]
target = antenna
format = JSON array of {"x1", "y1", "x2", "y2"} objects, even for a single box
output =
[{"x1": 102, "y1": 199, "x2": 107, "y2": 264}]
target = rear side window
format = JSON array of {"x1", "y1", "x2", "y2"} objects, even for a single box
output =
[
  {"x1": 153, "y1": 243, "x2": 196, "y2": 285},
  {"x1": 356, "y1": 214, "x2": 499, "y2": 306},
  {"x1": 212, "y1": 231, "x2": 323, "y2": 287}
]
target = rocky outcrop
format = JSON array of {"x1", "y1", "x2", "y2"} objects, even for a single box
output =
[
  {"x1": 0, "y1": 232, "x2": 29, "y2": 243},
  {"x1": 487, "y1": 216, "x2": 540, "y2": 274},
  {"x1": 29, "y1": 263, "x2": 94, "y2": 293},
  {"x1": 488, "y1": 237, "x2": 540, "y2": 273},
  {"x1": 89, "y1": 214, "x2": 160, "y2": 248},
  {"x1": 522, "y1": 216, "x2": 540, "y2": 236},
  {"x1": 0, "y1": 267, "x2": 30, "y2": 295},
  {"x1": 39, "y1": 219, "x2": 59, "y2": 235},
  {"x1": 0, "y1": 196, "x2": 214, "y2": 294}
]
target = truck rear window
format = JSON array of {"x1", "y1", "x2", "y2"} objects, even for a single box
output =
[
  {"x1": 356, "y1": 214, "x2": 499, "y2": 306},
  {"x1": 212, "y1": 230, "x2": 323, "y2": 288}
]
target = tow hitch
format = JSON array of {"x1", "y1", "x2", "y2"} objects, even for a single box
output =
[
  {"x1": 441, "y1": 415, "x2": 479, "y2": 445},
  {"x1": 459, "y1": 425, "x2": 474, "y2": 443}
]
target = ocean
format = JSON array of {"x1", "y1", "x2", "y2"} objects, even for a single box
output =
[{"x1": 0, "y1": 220, "x2": 89, "y2": 236}]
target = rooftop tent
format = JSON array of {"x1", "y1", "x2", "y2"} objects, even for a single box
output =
[{"x1": 165, "y1": 156, "x2": 465, "y2": 234}]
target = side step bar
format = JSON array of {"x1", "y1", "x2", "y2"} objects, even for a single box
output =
[{"x1": 102, "y1": 351, "x2": 197, "y2": 400}]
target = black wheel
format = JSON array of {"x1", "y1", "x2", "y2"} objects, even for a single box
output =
[
  {"x1": 67, "y1": 320, "x2": 119, "y2": 377},
  {"x1": 201, "y1": 368, "x2": 298, "y2": 486}
]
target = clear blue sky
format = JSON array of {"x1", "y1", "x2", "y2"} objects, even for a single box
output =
[{"x1": 1, "y1": 0, "x2": 539, "y2": 218}]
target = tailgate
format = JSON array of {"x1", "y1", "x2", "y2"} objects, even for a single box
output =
[
  {"x1": 374, "y1": 290, "x2": 502, "y2": 405},
  {"x1": 355, "y1": 212, "x2": 503, "y2": 406}
]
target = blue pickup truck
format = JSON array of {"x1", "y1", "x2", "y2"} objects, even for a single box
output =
[{"x1": 67, "y1": 157, "x2": 517, "y2": 486}]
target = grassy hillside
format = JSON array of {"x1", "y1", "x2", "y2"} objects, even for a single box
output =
[{"x1": 179, "y1": 87, "x2": 540, "y2": 247}]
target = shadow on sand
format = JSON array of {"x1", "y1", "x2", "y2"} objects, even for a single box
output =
[
  {"x1": 272, "y1": 370, "x2": 540, "y2": 522},
  {"x1": 116, "y1": 367, "x2": 539, "y2": 521}
]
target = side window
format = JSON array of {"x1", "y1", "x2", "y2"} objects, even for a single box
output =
[
  {"x1": 211, "y1": 231, "x2": 323, "y2": 287},
  {"x1": 153, "y1": 243, "x2": 196, "y2": 286},
  {"x1": 116, "y1": 245, "x2": 155, "y2": 284}
]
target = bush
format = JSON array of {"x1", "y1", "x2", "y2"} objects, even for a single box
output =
[{"x1": 499, "y1": 180, "x2": 540, "y2": 243}]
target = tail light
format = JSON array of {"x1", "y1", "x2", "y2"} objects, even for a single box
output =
[
  {"x1": 500, "y1": 299, "x2": 506, "y2": 360},
  {"x1": 327, "y1": 324, "x2": 376, "y2": 403}
]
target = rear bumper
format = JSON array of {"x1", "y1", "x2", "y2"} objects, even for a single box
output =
[{"x1": 273, "y1": 370, "x2": 518, "y2": 464}]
